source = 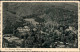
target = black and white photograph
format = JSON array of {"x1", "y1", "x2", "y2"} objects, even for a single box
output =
[{"x1": 2, "y1": 2, "x2": 78, "y2": 48}]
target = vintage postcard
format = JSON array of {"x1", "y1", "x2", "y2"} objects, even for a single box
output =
[{"x1": 0, "y1": 1, "x2": 80, "y2": 52}]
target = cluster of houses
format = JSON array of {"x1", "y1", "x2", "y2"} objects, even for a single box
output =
[{"x1": 3, "y1": 18, "x2": 78, "y2": 48}]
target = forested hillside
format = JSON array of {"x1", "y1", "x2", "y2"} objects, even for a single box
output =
[
  {"x1": 3, "y1": 2, "x2": 78, "y2": 34},
  {"x1": 3, "y1": 2, "x2": 78, "y2": 48}
]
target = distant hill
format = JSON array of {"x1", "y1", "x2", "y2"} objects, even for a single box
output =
[{"x1": 3, "y1": 2, "x2": 78, "y2": 33}]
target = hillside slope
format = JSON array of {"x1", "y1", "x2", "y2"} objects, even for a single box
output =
[{"x1": 3, "y1": 2, "x2": 78, "y2": 33}]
